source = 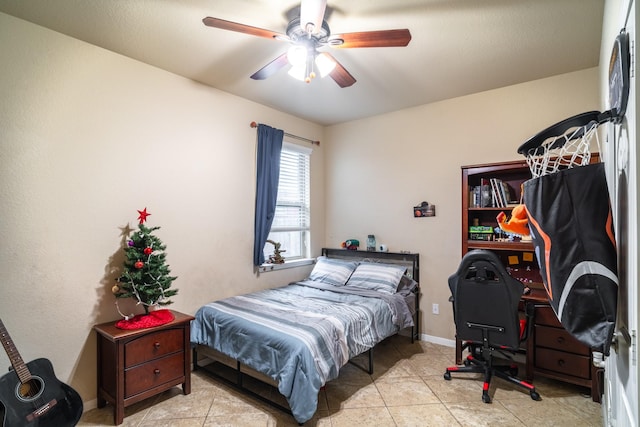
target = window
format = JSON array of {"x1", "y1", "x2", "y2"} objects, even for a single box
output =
[{"x1": 263, "y1": 141, "x2": 311, "y2": 262}]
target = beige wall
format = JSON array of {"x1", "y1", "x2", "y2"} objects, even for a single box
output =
[
  {"x1": 324, "y1": 67, "x2": 600, "y2": 341},
  {"x1": 0, "y1": 12, "x2": 324, "y2": 404},
  {"x1": 0, "y1": 10, "x2": 600, "y2": 409}
]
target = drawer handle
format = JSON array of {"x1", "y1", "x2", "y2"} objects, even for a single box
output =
[
  {"x1": 556, "y1": 336, "x2": 565, "y2": 344},
  {"x1": 154, "y1": 368, "x2": 160, "y2": 375},
  {"x1": 557, "y1": 359, "x2": 565, "y2": 367},
  {"x1": 154, "y1": 342, "x2": 161, "y2": 349}
]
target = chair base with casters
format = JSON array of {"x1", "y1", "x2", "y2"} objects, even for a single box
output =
[{"x1": 444, "y1": 336, "x2": 540, "y2": 403}]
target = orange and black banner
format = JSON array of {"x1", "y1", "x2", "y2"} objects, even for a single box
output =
[{"x1": 524, "y1": 163, "x2": 618, "y2": 355}]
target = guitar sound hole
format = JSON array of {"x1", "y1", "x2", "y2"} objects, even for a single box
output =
[{"x1": 15, "y1": 375, "x2": 45, "y2": 402}]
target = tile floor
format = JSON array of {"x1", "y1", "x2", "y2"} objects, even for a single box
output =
[{"x1": 79, "y1": 335, "x2": 603, "y2": 426}]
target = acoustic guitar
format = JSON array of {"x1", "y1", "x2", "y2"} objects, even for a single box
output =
[{"x1": 0, "y1": 319, "x2": 83, "y2": 427}]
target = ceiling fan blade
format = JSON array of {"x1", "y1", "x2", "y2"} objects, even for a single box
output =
[
  {"x1": 250, "y1": 53, "x2": 290, "y2": 80},
  {"x1": 331, "y1": 29, "x2": 411, "y2": 48},
  {"x1": 323, "y1": 53, "x2": 356, "y2": 88},
  {"x1": 203, "y1": 17, "x2": 285, "y2": 40}
]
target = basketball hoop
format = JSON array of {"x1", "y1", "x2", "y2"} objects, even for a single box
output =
[{"x1": 517, "y1": 111, "x2": 611, "y2": 178}]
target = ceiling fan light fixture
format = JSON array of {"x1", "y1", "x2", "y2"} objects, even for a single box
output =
[
  {"x1": 288, "y1": 54, "x2": 318, "y2": 83},
  {"x1": 315, "y1": 53, "x2": 336, "y2": 77},
  {"x1": 287, "y1": 45, "x2": 307, "y2": 67},
  {"x1": 288, "y1": 64, "x2": 307, "y2": 81}
]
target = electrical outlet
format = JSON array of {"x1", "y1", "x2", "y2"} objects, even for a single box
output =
[{"x1": 432, "y1": 303, "x2": 439, "y2": 315}]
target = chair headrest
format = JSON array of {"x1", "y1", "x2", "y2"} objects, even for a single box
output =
[{"x1": 449, "y1": 249, "x2": 524, "y2": 294}]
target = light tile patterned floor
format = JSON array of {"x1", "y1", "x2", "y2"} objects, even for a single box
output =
[{"x1": 78, "y1": 336, "x2": 603, "y2": 426}]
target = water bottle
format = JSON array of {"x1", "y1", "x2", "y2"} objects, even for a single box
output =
[{"x1": 366, "y1": 235, "x2": 376, "y2": 252}]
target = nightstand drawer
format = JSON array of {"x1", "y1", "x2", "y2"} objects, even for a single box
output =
[
  {"x1": 535, "y1": 325, "x2": 589, "y2": 355},
  {"x1": 535, "y1": 347, "x2": 591, "y2": 379},
  {"x1": 535, "y1": 306, "x2": 562, "y2": 327},
  {"x1": 125, "y1": 328, "x2": 184, "y2": 367},
  {"x1": 125, "y1": 352, "x2": 185, "y2": 398}
]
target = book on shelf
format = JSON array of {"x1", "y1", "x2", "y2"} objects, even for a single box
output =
[
  {"x1": 469, "y1": 183, "x2": 491, "y2": 208},
  {"x1": 485, "y1": 178, "x2": 520, "y2": 208},
  {"x1": 489, "y1": 178, "x2": 505, "y2": 207},
  {"x1": 489, "y1": 179, "x2": 498, "y2": 207},
  {"x1": 480, "y1": 179, "x2": 491, "y2": 207},
  {"x1": 470, "y1": 180, "x2": 518, "y2": 208},
  {"x1": 500, "y1": 181, "x2": 510, "y2": 206},
  {"x1": 469, "y1": 225, "x2": 494, "y2": 240},
  {"x1": 488, "y1": 179, "x2": 497, "y2": 207},
  {"x1": 469, "y1": 187, "x2": 478, "y2": 207}
]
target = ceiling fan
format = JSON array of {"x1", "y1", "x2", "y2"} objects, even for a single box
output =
[{"x1": 203, "y1": 0, "x2": 411, "y2": 88}]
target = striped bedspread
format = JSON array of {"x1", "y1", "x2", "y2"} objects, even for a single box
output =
[{"x1": 190, "y1": 280, "x2": 413, "y2": 424}]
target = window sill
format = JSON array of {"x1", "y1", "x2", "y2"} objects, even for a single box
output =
[{"x1": 259, "y1": 258, "x2": 314, "y2": 273}]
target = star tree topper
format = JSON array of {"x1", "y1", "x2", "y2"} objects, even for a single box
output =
[{"x1": 137, "y1": 207, "x2": 151, "y2": 224}]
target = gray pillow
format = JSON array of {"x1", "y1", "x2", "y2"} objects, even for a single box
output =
[
  {"x1": 345, "y1": 262, "x2": 407, "y2": 294},
  {"x1": 309, "y1": 256, "x2": 358, "y2": 286}
]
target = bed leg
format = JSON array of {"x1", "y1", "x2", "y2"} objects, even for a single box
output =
[
  {"x1": 236, "y1": 361, "x2": 243, "y2": 387},
  {"x1": 192, "y1": 347, "x2": 198, "y2": 371},
  {"x1": 412, "y1": 286, "x2": 421, "y2": 342},
  {"x1": 348, "y1": 349, "x2": 374, "y2": 374}
]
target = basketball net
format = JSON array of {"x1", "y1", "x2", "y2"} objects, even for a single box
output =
[{"x1": 522, "y1": 119, "x2": 601, "y2": 178}]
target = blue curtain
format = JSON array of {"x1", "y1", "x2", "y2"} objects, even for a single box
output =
[{"x1": 253, "y1": 124, "x2": 284, "y2": 266}]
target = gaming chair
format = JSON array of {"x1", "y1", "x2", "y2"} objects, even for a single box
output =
[{"x1": 444, "y1": 249, "x2": 541, "y2": 403}]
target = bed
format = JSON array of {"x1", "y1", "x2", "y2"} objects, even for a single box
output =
[{"x1": 190, "y1": 248, "x2": 420, "y2": 424}]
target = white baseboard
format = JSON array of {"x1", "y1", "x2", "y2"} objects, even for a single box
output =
[
  {"x1": 420, "y1": 333, "x2": 456, "y2": 348},
  {"x1": 83, "y1": 398, "x2": 98, "y2": 412}
]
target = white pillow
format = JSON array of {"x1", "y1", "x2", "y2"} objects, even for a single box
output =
[
  {"x1": 345, "y1": 262, "x2": 407, "y2": 294},
  {"x1": 309, "y1": 256, "x2": 358, "y2": 286}
]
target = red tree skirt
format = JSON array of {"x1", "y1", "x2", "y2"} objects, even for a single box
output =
[{"x1": 115, "y1": 309, "x2": 174, "y2": 330}]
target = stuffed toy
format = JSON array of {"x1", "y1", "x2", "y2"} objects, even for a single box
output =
[
  {"x1": 341, "y1": 239, "x2": 360, "y2": 250},
  {"x1": 496, "y1": 204, "x2": 530, "y2": 237}
]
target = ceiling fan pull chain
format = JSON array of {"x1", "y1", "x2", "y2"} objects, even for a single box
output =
[{"x1": 305, "y1": 54, "x2": 315, "y2": 83}]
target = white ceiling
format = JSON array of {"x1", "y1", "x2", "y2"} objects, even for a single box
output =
[{"x1": 0, "y1": 0, "x2": 604, "y2": 126}]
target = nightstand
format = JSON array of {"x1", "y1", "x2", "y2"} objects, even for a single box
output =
[{"x1": 94, "y1": 310, "x2": 195, "y2": 425}]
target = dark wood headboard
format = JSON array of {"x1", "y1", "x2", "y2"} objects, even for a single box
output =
[{"x1": 321, "y1": 248, "x2": 420, "y2": 283}]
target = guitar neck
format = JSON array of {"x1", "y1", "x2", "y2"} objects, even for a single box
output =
[{"x1": 0, "y1": 319, "x2": 32, "y2": 384}]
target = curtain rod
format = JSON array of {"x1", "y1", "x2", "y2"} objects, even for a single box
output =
[{"x1": 250, "y1": 121, "x2": 320, "y2": 146}]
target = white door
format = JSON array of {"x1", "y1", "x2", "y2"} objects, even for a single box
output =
[{"x1": 602, "y1": 1, "x2": 638, "y2": 426}]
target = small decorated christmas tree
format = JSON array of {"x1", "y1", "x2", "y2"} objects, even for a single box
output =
[{"x1": 113, "y1": 208, "x2": 178, "y2": 315}]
